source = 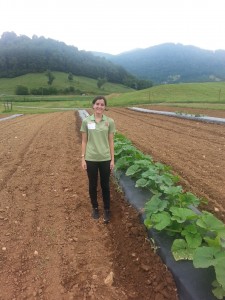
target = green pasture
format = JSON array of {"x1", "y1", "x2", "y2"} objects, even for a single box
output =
[
  {"x1": 0, "y1": 72, "x2": 134, "y2": 95},
  {"x1": 107, "y1": 82, "x2": 225, "y2": 105},
  {"x1": 1, "y1": 73, "x2": 225, "y2": 114},
  {"x1": 0, "y1": 98, "x2": 90, "y2": 114}
]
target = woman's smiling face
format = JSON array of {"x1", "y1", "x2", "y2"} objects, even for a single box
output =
[{"x1": 93, "y1": 99, "x2": 106, "y2": 114}]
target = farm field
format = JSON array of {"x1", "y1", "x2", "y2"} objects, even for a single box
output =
[
  {"x1": 106, "y1": 106, "x2": 225, "y2": 223},
  {"x1": 0, "y1": 111, "x2": 178, "y2": 300},
  {"x1": 0, "y1": 105, "x2": 225, "y2": 299}
]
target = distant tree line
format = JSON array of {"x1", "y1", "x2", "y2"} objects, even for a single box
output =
[
  {"x1": 0, "y1": 32, "x2": 153, "y2": 90},
  {"x1": 15, "y1": 85, "x2": 79, "y2": 96}
]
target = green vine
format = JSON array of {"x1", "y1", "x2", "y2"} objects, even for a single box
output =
[{"x1": 114, "y1": 132, "x2": 225, "y2": 299}]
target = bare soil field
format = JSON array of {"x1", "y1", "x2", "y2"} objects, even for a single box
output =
[
  {"x1": 0, "y1": 112, "x2": 177, "y2": 300},
  {"x1": 0, "y1": 106, "x2": 224, "y2": 300}
]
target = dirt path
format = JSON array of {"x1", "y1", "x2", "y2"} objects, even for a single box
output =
[
  {"x1": 106, "y1": 107, "x2": 225, "y2": 223},
  {"x1": 0, "y1": 112, "x2": 177, "y2": 300}
]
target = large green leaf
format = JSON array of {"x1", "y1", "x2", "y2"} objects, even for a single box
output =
[
  {"x1": 135, "y1": 178, "x2": 149, "y2": 188},
  {"x1": 144, "y1": 195, "x2": 168, "y2": 216},
  {"x1": 214, "y1": 253, "x2": 225, "y2": 289},
  {"x1": 170, "y1": 207, "x2": 197, "y2": 223},
  {"x1": 193, "y1": 246, "x2": 221, "y2": 268},
  {"x1": 141, "y1": 168, "x2": 158, "y2": 178},
  {"x1": 197, "y1": 211, "x2": 225, "y2": 232},
  {"x1": 162, "y1": 186, "x2": 183, "y2": 201},
  {"x1": 212, "y1": 280, "x2": 225, "y2": 300},
  {"x1": 171, "y1": 239, "x2": 194, "y2": 260},
  {"x1": 181, "y1": 224, "x2": 202, "y2": 248},
  {"x1": 161, "y1": 173, "x2": 174, "y2": 186},
  {"x1": 154, "y1": 175, "x2": 164, "y2": 184},
  {"x1": 204, "y1": 236, "x2": 222, "y2": 248},
  {"x1": 151, "y1": 211, "x2": 171, "y2": 230},
  {"x1": 134, "y1": 159, "x2": 153, "y2": 166},
  {"x1": 126, "y1": 164, "x2": 142, "y2": 176},
  {"x1": 194, "y1": 247, "x2": 225, "y2": 290},
  {"x1": 181, "y1": 223, "x2": 198, "y2": 234},
  {"x1": 179, "y1": 192, "x2": 201, "y2": 207},
  {"x1": 184, "y1": 231, "x2": 202, "y2": 249},
  {"x1": 115, "y1": 156, "x2": 134, "y2": 170},
  {"x1": 218, "y1": 231, "x2": 225, "y2": 248}
]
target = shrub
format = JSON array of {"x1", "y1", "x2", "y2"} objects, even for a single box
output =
[{"x1": 15, "y1": 85, "x2": 29, "y2": 95}]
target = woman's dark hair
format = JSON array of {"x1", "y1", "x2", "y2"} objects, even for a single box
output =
[{"x1": 92, "y1": 95, "x2": 107, "y2": 106}]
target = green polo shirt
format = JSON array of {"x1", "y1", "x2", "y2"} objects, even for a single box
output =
[{"x1": 80, "y1": 114, "x2": 116, "y2": 161}]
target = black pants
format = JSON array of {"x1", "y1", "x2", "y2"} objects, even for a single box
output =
[{"x1": 86, "y1": 160, "x2": 111, "y2": 210}]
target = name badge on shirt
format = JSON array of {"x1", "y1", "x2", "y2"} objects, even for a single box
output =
[{"x1": 88, "y1": 122, "x2": 96, "y2": 130}]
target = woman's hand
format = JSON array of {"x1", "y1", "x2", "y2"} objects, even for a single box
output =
[
  {"x1": 81, "y1": 133, "x2": 87, "y2": 170},
  {"x1": 82, "y1": 158, "x2": 87, "y2": 170},
  {"x1": 110, "y1": 160, "x2": 114, "y2": 171}
]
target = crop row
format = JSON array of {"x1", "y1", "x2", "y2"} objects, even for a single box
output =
[{"x1": 114, "y1": 132, "x2": 225, "y2": 300}]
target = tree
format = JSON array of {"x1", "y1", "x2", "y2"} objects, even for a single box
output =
[
  {"x1": 45, "y1": 70, "x2": 55, "y2": 85},
  {"x1": 97, "y1": 77, "x2": 107, "y2": 89},
  {"x1": 68, "y1": 72, "x2": 73, "y2": 81},
  {"x1": 136, "y1": 79, "x2": 153, "y2": 90},
  {"x1": 15, "y1": 85, "x2": 29, "y2": 95}
]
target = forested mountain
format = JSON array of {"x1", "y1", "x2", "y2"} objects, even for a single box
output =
[
  {"x1": 0, "y1": 32, "x2": 152, "y2": 90},
  {"x1": 3, "y1": 31, "x2": 224, "y2": 86},
  {"x1": 94, "y1": 43, "x2": 225, "y2": 84}
]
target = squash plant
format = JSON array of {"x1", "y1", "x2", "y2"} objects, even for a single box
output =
[{"x1": 114, "y1": 132, "x2": 225, "y2": 299}]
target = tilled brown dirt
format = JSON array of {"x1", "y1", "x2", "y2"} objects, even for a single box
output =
[
  {"x1": 0, "y1": 112, "x2": 178, "y2": 300},
  {"x1": 1, "y1": 106, "x2": 225, "y2": 300}
]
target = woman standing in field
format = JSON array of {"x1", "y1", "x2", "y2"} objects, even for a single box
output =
[{"x1": 80, "y1": 96, "x2": 116, "y2": 223}]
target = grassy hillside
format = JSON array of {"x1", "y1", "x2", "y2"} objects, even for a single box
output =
[
  {"x1": 1, "y1": 79, "x2": 225, "y2": 114},
  {"x1": 107, "y1": 82, "x2": 225, "y2": 106},
  {"x1": 0, "y1": 72, "x2": 134, "y2": 95}
]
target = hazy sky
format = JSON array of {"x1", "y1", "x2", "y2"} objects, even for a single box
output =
[{"x1": 0, "y1": 0, "x2": 224, "y2": 54}]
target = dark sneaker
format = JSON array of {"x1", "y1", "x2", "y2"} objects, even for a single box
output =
[
  {"x1": 92, "y1": 208, "x2": 99, "y2": 219},
  {"x1": 103, "y1": 210, "x2": 110, "y2": 224}
]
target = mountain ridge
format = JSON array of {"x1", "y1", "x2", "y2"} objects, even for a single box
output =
[
  {"x1": 1, "y1": 31, "x2": 225, "y2": 85},
  {"x1": 92, "y1": 43, "x2": 225, "y2": 84}
]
